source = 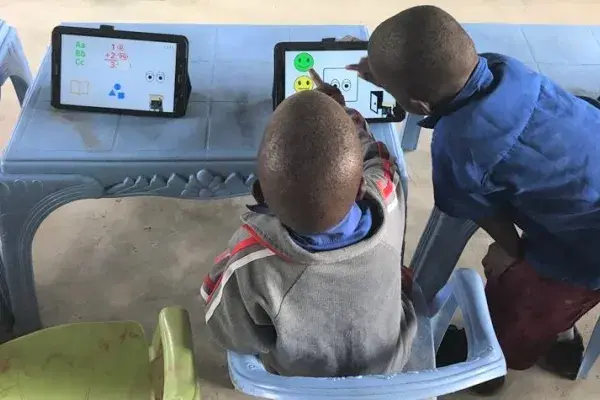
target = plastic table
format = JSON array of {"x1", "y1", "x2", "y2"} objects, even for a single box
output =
[
  {"x1": 0, "y1": 23, "x2": 408, "y2": 335},
  {"x1": 0, "y1": 20, "x2": 33, "y2": 340},
  {"x1": 0, "y1": 21, "x2": 31, "y2": 105}
]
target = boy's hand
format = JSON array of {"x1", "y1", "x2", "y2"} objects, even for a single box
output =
[
  {"x1": 482, "y1": 242, "x2": 518, "y2": 279},
  {"x1": 309, "y1": 68, "x2": 346, "y2": 106},
  {"x1": 339, "y1": 35, "x2": 361, "y2": 42},
  {"x1": 338, "y1": 35, "x2": 380, "y2": 86},
  {"x1": 346, "y1": 57, "x2": 380, "y2": 87}
]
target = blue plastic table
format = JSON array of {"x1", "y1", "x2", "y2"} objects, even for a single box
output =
[
  {"x1": 0, "y1": 23, "x2": 408, "y2": 335},
  {"x1": 0, "y1": 21, "x2": 31, "y2": 105}
]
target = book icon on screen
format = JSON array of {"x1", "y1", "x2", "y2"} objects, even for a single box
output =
[{"x1": 69, "y1": 80, "x2": 89, "y2": 95}]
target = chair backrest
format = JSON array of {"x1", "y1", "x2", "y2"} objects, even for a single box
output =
[
  {"x1": 228, "y1": 269, "x2": 506, "y2": 400},
  {"x1": 226, "y1": 282, "x2": 437, "y2": 399},
  {"x1": 150, "y1": 307, "x2": 201, "y2": 400}
]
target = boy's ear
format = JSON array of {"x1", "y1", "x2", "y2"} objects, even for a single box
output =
[
  {"x1": 356, "y1": 177, "x2": 367, "y2": 201},
  {"x1": 252, "y1": 180, "x2": 265, "y2": 204}
]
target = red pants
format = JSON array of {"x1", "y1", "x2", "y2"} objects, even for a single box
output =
[
  {"x1": 486, "y1": 260, "x2": 600, "y2": 370},
  {"x1": 402, "y1": 267, "x2": 413, "y2": 293}
]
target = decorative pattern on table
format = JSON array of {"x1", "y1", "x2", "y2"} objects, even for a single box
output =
[
  {"x1": 105, "y1": 170, "x2": 256, "y2": 199},
  {"x1": 0, "y1": 177, "x2": 104, "y2": 242}
]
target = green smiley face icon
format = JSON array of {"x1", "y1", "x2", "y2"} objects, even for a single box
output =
[{"x1": 294, "y1": 52, "x2": 314, "y2": 72}]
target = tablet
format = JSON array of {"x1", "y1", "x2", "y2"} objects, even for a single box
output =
[
  {"x1": 51, "y1": 25, "x2": 191, "y2": 117},
  {"x1": 273, "y1": 41, "x2": 403, "y2": 123}
]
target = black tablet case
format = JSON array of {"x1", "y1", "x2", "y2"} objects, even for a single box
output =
[
  {"x1": 53, "y1": 25, "x2": 192, "y2": 117},
  {"x1": 272, "y1": 38, "x2": 406, "y2": 123},
  {"x1": 99, "y1": 25, "x2": 192, "y2": 115}
]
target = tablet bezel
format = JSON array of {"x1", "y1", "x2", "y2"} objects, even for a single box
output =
[
  {"x1": 273, "y1": 41, "x2": 404, "y2": 123},
  {"x1": 51, "y1": 25, "x2": 190, "y2": 118}
]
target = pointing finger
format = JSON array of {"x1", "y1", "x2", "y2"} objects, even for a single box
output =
[{"x1": 308, "y1": 68, "x2": 324, "y2": 87}]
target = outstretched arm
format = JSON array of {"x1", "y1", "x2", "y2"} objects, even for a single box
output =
[
  {"x1": 308, "y1": 68, "x2": 346, "y2": 106},
  {"x1": 308, "y1": 67, "x2": 399, "y2": 190},
  {"x1": 477, "y1": 215, "x2": 521, "y2": 259}
]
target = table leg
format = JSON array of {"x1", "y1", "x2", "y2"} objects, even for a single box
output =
[
  {"x1": 0, "y1": 174, "x2": 104, "y2": 335},
  {"x1": 400, "y1": 113, "x2": 424, "y2": 152},
  {"x1": 0, "y1": 29, "x2": 32, "y2": 107},
  {"x1": 10, "y1": 75, "x2": 30, "y2": 106}
]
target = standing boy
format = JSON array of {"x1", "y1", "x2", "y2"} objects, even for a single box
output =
[{"x1": 348, "y1": 4, "x2": 600, "y2": 391}]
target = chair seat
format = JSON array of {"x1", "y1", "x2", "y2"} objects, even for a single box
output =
[{"x1": 0, "y1": 321, "x2": 152, "y2": 399}]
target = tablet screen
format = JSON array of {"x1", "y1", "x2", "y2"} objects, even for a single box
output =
[
  {"x1": 59, "y1": 34, "x2": 177, "y2": 112},
  {"x1": 284, "y1": 50, "x2": 399, "y2": 120}
]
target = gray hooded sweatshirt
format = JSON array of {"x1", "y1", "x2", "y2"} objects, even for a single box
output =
[{"x1": 202, "y1": 108, "x2": 417, "y2": 377}]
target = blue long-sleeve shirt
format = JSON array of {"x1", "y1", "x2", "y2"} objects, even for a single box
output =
[{"x1": 423, "y1": 53, "x2": 600, "y2": 289}]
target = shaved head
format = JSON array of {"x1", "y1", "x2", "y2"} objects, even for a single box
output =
[
  {"x1": 258, "y1": 91, "x2": 363, "y2": 234},
  {"x1": 368, "y1": 5, "x2": 478, "y2": 110}
]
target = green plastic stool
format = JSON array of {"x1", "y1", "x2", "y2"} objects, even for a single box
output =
[{"x1": 0, "y1": 307, "x2": 200, "y2": 399}]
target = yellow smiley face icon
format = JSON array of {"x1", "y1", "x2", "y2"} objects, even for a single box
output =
[{"x1": 293, "y1": 75, "x2": 314, "y2": 92}]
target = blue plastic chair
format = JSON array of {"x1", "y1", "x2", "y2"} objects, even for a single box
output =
[
  {"x1": 0, "y1": 20, "x2": 32, "y2": 105},
  {"x1": 410, "y1": 206, "x2": 600, "y2": 380},
  {"x1": 228, "y1": 268, "x2": 506, "y2": 400}
]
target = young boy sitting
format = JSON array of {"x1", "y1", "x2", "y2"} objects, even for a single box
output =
[
  {"x1": 348, "y1": 4, "x2": 600, "y2": 391},
  {"x1": 201, "y1": 72, "x2": 417, "y2": 377}
]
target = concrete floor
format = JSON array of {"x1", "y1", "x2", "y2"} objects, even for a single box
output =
[{"x1": 1, "y1": 0, "x2": 600, "y2": 398}]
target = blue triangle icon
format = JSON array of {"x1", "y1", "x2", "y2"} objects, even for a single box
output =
[{"x1": 109, "y1": 90, "x2": 116, "y2": 96}]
